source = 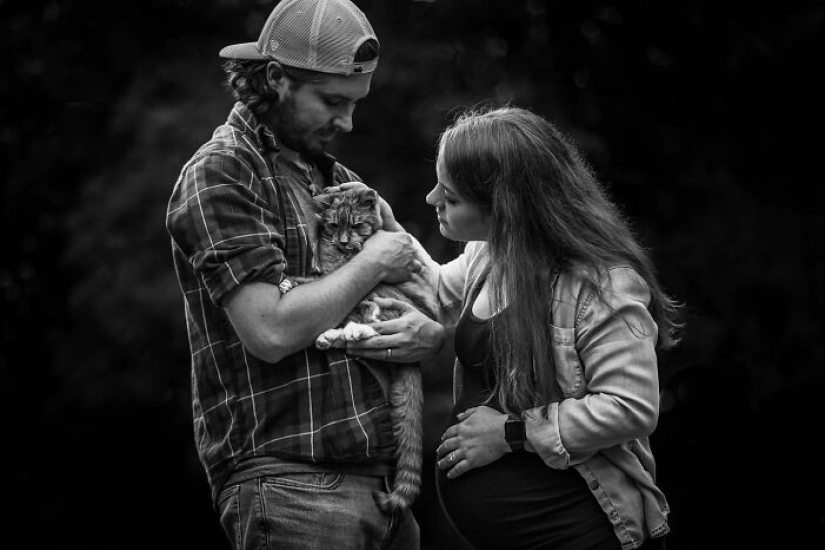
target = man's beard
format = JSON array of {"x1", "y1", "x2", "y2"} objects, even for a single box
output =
[{"x1": 271, "y1": 94, "x2": 334, "y2": 161}]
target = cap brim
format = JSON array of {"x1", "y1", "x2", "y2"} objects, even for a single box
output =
[{"x1": 219, "y1": 42, "x2": 267, "y2": 60}]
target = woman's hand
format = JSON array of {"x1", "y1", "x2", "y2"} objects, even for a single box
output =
[
  {"x1": 436, "y1": 406, "x2": 510, "y2": 479},
  {"x1": 345, "y1": 297, "x2": 445, "y2": 363},
  {"x1": 325, "y1": 182, "x2": 403, "y2": 231}
]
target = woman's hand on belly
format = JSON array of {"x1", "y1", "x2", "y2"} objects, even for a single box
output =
[{"x1": 436, "y1": 406, "x2": 511, "y2": 479}]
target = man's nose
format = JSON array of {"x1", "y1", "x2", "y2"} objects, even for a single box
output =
[{"x1": 333, "y1": 110, "x2": 353, "y2": 133}]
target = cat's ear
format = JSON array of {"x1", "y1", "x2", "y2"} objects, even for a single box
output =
[
  {"x1": 362, "y1": 189, "x2": 377, "y2": 206},
  {"x1": 314, "y1": 193, "x2": 336, "y2": 210}
]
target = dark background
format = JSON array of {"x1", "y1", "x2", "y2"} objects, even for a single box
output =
[{"x1": 1, "y1": 0, "x2": 822, "y2": 548}]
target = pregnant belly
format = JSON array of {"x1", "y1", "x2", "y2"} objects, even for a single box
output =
[{"x1": 437, "y1": 452, "x2": 614, "y2": 550}]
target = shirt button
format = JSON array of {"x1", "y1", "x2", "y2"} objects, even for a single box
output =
[{"x1": 589, "y1": 480, "x2": 600, "y2": 490}]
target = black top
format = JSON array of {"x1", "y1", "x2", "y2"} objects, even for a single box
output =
[{"x1": 437, "y1": 278, "x2": 619, "y2": 550}]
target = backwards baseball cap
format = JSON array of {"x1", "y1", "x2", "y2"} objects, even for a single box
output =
[{"x1": 219, "y1": 0, "x2": 379, "y2": 76}]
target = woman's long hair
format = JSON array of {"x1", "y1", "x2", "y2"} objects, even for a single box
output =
[{"x1": 438, "y1": 106, "x2": 683, "y2": 414}]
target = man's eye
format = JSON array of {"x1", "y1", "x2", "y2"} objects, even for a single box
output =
[{"x1": 325, "y1": 98, "x2": 343, "y2": 106}]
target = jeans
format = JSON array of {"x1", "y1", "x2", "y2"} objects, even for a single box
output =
[{"x1": 217, "y1": 472, "x2": 420, "y2": 550}]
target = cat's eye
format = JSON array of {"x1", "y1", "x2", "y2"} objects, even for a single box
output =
[
  {"x1": 352, "y1": 222, "x2": 364, "y2": 229},
  {"x1": 328, "y1": 222, "x2": 339, "y2": 229}
]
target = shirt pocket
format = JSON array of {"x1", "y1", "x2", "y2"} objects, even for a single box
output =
[{"x1": 549, "y1": 324, "x2": 585, "y2": 398}]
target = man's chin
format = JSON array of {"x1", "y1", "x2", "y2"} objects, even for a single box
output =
[
  {"x1": 316, "y1": 135, "x2": 337, "y2": 149},
  {"x1": 282, "y1": 133, "x2": 336, "y2": 159},
  {"x1": 304, "y1": 136, "x2": 335, "y2": 156}
]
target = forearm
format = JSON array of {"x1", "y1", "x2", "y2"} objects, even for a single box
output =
[
  {"x1": 525, "y1": 395, "x2": 656, "y2": 467},
  {"x1": 384, "y1": 218, "x2": 405, "y2": 232},
  {"x1": 525, "y1": 348, "x2": 659, "y2": 468},
  {"x1": 227, "y1": 255, "x2": 386, "y2": 363}
]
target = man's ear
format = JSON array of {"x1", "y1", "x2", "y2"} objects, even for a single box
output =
[{"x1": 266, "y1": 61, "x2": 290, "y2": 99}]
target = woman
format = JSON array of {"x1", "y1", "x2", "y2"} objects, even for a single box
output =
[{"x1": 350, "y1": 106, "x2": 681, "y2": 549}]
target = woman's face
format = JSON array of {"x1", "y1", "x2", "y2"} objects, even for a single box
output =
[{"x1": 426, "y1": 153, "x2": 491, "y2": 242}]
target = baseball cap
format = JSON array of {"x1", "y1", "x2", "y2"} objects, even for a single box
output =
[{"x1": 219, "y1": 0, "x2": 379, "y2": 76}]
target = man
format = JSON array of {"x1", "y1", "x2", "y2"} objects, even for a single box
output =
[{"x1": 166, "y1": 1, "x2": 442, "y2": 547}]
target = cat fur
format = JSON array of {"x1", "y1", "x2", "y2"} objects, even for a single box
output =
[{"x1": 294, "y1": 188, "x2": 436, "y2": 514}]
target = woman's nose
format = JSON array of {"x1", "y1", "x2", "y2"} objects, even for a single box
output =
[{"x1": 425, "y1": 186, "x2": 440, "y2": 206}]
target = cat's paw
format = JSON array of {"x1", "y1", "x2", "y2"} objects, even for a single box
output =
[
  {"x1": 315, "y1": 329, "x2": 345, "y2": 350},
  {"x1": 315, "y1": 323, "x2": 379, "y2": 350},
  {"x1": 278, "y1": 278, "x2": 295, "y2": 294},
  {"x1": 340, "y1": 322, "x2": 379, "y2": 342}
]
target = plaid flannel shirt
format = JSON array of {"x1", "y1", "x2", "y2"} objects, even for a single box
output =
[{"x1": 166, "y1": 103, "x2": 394, "y2": 504}]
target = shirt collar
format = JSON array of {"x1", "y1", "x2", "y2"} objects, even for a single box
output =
[{"x1": 227, "y1": 102, "x2": 279, "y2": 153}]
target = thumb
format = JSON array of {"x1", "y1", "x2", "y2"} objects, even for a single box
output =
[{"x1": 456, "y1": 407, "x2": 477, "y2": 420}]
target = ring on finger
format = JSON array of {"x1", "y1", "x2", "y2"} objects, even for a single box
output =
[{"x1": 386, "y1": 348, "x2": 392, "y2": 360}]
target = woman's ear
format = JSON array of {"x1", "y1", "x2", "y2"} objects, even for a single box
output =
[{"x1": 266, "y1": 61, "x2": 290, "y2": 99}]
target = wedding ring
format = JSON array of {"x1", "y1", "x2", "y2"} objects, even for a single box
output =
[
  {"x1": 450, "y1": 451, "x2": 456, "y2": 463},
  {"x1": 386, "y1": 348, "x2": 392, "y2": 360}
]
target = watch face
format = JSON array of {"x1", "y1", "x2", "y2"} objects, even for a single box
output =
[{"x1": 505, "y1": 419, "x2": 526, "y2": 446}]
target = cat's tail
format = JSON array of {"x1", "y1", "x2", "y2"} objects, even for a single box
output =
[{"x1": 374, "y1": 365, "x2": 423, "y2": 515}]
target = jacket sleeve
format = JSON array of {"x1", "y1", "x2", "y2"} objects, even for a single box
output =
[
  {"x1": 525, "y1": 267, "x2": 661, "y2": 469},
  {"x1": 411, "y1": 239, "x2": 480, "y2": 331}
]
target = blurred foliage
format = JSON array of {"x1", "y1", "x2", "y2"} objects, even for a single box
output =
[{"x1": 1, "y1": 0, "x2": 822, "y2": 548}]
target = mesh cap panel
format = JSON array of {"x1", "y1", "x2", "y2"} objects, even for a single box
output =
[{"x1": 220, "y1": 0, "x2": 378, "y2": 76}]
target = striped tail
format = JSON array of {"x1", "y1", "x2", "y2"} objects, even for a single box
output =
[{"x1": 375, "y1": 364, "x2": 423, "y2": 514}]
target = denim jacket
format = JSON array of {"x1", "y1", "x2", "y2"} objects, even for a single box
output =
[{"x1": 425, "y1": 241, "x2": 670, "y2": 549}]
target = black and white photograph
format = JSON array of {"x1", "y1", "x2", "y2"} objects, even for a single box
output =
[{"x1": 2, "y1": 0, "x2": 822, "y2": 548}]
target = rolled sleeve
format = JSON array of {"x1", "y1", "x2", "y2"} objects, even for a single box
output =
[
  {"x1": 167, "y1": 151, "x2": 286, "y2": 306},
  {"x1": 436, "y1": 241, "x2": 489, "y2": 328},
  {"x1": 526, "y1": 267, "x2": 661, "y2": 466},
  {"x1": 436, "y1": 253, "x2": 469, "y2": 328},
  {"x1": 525, "y1": 403, "x2": 572, "y2": 469}
]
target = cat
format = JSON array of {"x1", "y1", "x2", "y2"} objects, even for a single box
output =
[{"x1": 284, "y1": 188, "x2": 437, "y2": 514}]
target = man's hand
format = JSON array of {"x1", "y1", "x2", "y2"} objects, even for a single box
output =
[
  {"x1": 345, "y1": 297, "x2": 444, "y2": 363},
  {"x1": 436, "y1": 406, "x2": 510, "y2": 479},
  {"x1": 325, "y1": 182, "x2": 402, "y2": 231},
  {"x1": 359, "y1": 230, "x2": 421, "y2": 283}
]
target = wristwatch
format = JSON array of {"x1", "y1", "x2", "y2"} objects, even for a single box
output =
[{"x1": 505, "y1": 416, "x2": 526, "y2": 452}]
